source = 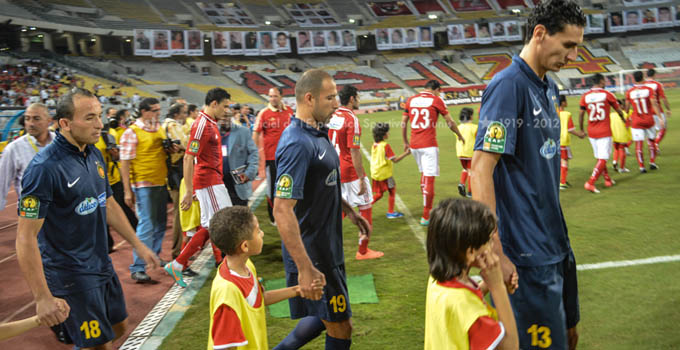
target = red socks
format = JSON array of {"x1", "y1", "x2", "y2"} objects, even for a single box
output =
[
  {"x1": 635, "y1": 141, "x2": 645, "y2": 168},
  {"x1": 387, "y1": 187, "x2": 396, "y2": 213},
  {"x1": 422, "y1": 176, "x2": 435, "y2": 220},
  {"x1": 656, "y1": 128, "x2": 666, "y2": 146},
  {"x1": 588, "y1": 159, "x2": 607, "y2": 185},
  {"x1": 560, "y1": 164, "x2": 568, "y2": 185},
  {"x1": 176, "y1": 226, "x2": 209, "y2": 267},
  {"x1": 647, "y1": 139, "x2": 657, "y2": 163},
  {"x1": 460, "y1": 170, "x2": 469, "y2": 187}
]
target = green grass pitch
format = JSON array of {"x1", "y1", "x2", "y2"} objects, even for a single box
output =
[{"x1": 160, "y1": 90, "x2": 680, "y2": 349}]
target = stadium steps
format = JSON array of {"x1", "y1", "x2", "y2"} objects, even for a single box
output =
[
  {"x1": 607, "y1": 50, "x2": 635, "y2": 70},
  {"x1": 445, "y1": 60, "x2": 484, "y2": 85},
  {"x1": 372, "y1": 66, "x2": 416, "y2": 94}
]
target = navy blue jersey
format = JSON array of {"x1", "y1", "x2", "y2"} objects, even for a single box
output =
[
  {"x1": 474, "y1": 55, "x2": 569, "y2": 267},
  {"x1": 19, "y1": 132, "x2": 114, "y2": 296},
  {"x1": 275, "y1": 117, "x2": 343, "y2": 272}
]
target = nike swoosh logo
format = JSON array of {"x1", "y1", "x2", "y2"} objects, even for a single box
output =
[
  {"x1": 533, "y1": 107, "x2": 542, "y2": 116},
  {"x1": 67, "y1": 177, "x2": 80, "y2": 188},
  {"x1": 318, "y1": 150, "x2": 326, "y2": 160}
]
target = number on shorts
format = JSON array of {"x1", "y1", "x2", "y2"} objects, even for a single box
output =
[
  {"x1": 80, "y1": 320, "x2": 101, "y2": 339},
  {"x1": 527, "y1": 324, "x2": 552, "y2": 348},
  {"x1": 632, "y1": 98, "x2": 648, "y2": 115},
  {"x1": 410, "y1": 108, "x2": 431, "y2": 129},
  {"x1": 587, "y1": 102, "x2": 605, "y2": 122},
  {"x1": 329, "y1": 294, "x2": 346, "y2": 313}
]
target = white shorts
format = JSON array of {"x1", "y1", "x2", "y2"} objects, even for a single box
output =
[
  {"x1": 588, "y1": 137, "x2": 612, "y2": 160},
  {"x1": 410, "y1": 147, "x2": 439, "y2": 177},
  {"x1": 341, "y1": 177, "x2": 373, "y2": 209},
  {"x1": 195, "y1": 184, "x2": 232, "y2": 228},
  {"x1": 631, "y1": 127, "x2": 656, "y2": 142},
  {"x1": 654, "y1": 113, "x2": 667, "y2": 131}
]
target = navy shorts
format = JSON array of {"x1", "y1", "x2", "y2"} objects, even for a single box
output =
[
  {"x1": 510, "y1": 251, "x2": 580, "y2": 350},
  {"x1": 286, "y1": 264, "x2": 352, "y2": 322},
  {"x1": 61, "y1": 273, "x2": 128, "y2": 348}
]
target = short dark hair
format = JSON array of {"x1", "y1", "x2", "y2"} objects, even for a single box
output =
[
  {"x1": 56, "y1": 88, "x2": 95, "y2": 120},
  {"x1": 424, "y1": 80, "x2": 441, "y2": 91},
  {"x1": 647, "y1": 68, "x2": 656, "y2": 78},
  {"x1": 372, "y1": 122, "x2": 390, "y2": 142},
  {"x1": 427, "y1": 198, "x2": 497, "y2": 283},
  {"x1": 633, "y1": 71, "x2": 644, "y2": 82},
  {"x1": 338, "y1": 85, "x2": 358, "y2": 106},
  {"x1": 559, "y1": 94, "x2": 567, "y2": 105},
  {"x1": 524, "y1": 0, "x2": 586, "y2": 43},
  {"x1": 295, "y1": 69, "x2": 332, "y2": 103},
  {"x1": 592, "y1": 73, "x2": 605, "y2": 85},
  {"x1": 114, "y1": 108, "x2": 128, "y2": 120},
  {"x1": 205, "y1": 88, "x2": 231, "y2": 106},
  {"x1": 459, "y1": 107, "x2": 473, "y2": 122},
  {"x1": 209, "y1": 206, "x2": 256, "y2": 255},
  {"x1": 187, "y1": 104, "x2": 198, "y2": 114},
  {"x1": 139, "y1": 97, "x2": 159, "y2": 112},
  {"x1": 167, "y1": 103, "x2": 185, "y2": 119}
]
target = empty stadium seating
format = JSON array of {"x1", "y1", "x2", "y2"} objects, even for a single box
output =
[{"x1": 383, "y1": 53, "x2": 476, "y2": 87}]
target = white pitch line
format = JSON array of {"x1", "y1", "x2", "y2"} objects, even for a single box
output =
[
  {"x1": 2, "y1": 301, "x2": 35, "y2": 323},
  {"x1": 577, "y1": 254, "x2": 680, "y2": 271},
  {"x1": 360, "y1": 145, "x2": 426, "y2": 250},
  {"x1": 0, "y1": 253, "x2": 16, "y2": 264}
]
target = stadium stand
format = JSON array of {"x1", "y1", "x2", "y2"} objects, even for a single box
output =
[
  {"x1": 622, "y1": 38, "x2": 680, "y2": 68},
  {"x1": 383, "y1": 53, "x2": 476, "y2": 87}
]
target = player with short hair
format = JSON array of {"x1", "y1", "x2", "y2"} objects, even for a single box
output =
[
  {"x1": 328, "y1": 85, "x2": 383, "y2": 260},
  {"x1": 401, "y1": 79, "x2": 465, "y2": 225},
  {"x1": 644, "y1": 68, "x2": 672, "y2": 152},
  {"x1": 558, "y1": 95, "x2": 585, "y2": 190},
  {"x1": 471, "y1": 0, "x2": 586, "y2": 348},
  {"x1": 625, "y1": 71, "x2": 662, "y2": 173},
  {"x1": 253, "y1": 86, "x2": 294, "y2": 225},
  {"x1": 579, "y1": 73, "x2": 625, "y2": 193}
]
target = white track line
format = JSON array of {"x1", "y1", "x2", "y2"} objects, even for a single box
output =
[
  {"x1": 0, "y1": 252, "x2": 16, "y2": 264},
  {"x1": 577, "y1": 254, "x2": 680, "y2": 271},
  {"x1": 2, "y1": 301, "x2": 34, "y2": 323},
  {"x1": 360, "y1": 145, "x2": 426, "y2": 249}
]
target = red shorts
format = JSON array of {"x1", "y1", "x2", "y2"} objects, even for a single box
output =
[
  {"x1": 372, "y1": 177, "x2": 395, "y2": 194},
  {"x1": 560, "y1": 146, "x2": 572, "y2": 160}
]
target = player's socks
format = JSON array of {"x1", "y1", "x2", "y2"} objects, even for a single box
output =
[
  {"x1": 325, "y1": 334, "x2": 351, "y2": 350},
  {"x1": 602, "y1": 165, "x2": 612, "y2": 182},
  {"x1": 387, "y1": 187, "x2": 396, "y2": 213},
  {"x1": 359, "y1": 206, "x2": 372, "y2": 226},
  {"x1": 460, "y1": 170, "x2": 468, "y2": 187},
  {"x1": 175, "y1": 227, "x2": 209, "y2": 267},
  {"x1": 656, "y1": 128, "x2": 666, "y2": 147},
  {"x1": 587, "y1": 159, "x2": 606, "y2": 185},
  {"x1": 274, "y1": 316, "x2": 325, "y2": 350},
  {"x1": 422, "y1": 176, "x2": 435, "y2": 220},
  {"x1": 647, "y1": 139, "x2": 657, "y2": 163},
  {"x1": 211, "y1": 242, "x2": 223, "y2": 265},
  {"x1": 371, "y1": 190, "x2": 383, "y2": 205},
  {"x1": 560, "y1": 164, "x2": 568, "y2": 185},
  {"x1": 635, "y1": 141, "x2": 645, "y2": 168}
]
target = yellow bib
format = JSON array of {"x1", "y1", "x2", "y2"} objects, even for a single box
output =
[
  {"x1": 94, "y1": 133, "x2": 121, "y2": 186},
  {"x1": 456, "y1": 123, "x2": 478, "y2": 158},
  {"x1": 129, "y1": 124, "x2": 167, "y2": 186},
  {"x1": 559, "y1": 110, "x2": 573, "y2": 147},
  {"x1": 610, "y1": 111, "x2": 632, "y2": 143},
  {"x1": 370, "y1": 141, "x2": 393, "y2": 181}
]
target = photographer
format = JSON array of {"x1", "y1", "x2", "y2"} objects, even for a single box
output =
[
  {"x1": 162, "y1": 103, "x2": 188, "y2": 259},
  {"x1": 219, "y1": 109, "x2": 258, "y2": 206}
]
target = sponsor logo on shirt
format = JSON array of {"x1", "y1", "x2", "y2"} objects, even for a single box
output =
[
  {"x1": 482, "y1": 121, "x2": 506, "y2": 153},
  {"x1": 328, "y1": 116, "x2": 344, "y2": 130},
  {"x1": 540, "y1": 138, "x2": 558, "y2": 159},
  {"x1": 98, "y1": 192, "x2": 107, "y2": 207},
  {"x1": 75, "y1": 197, "x2": 98, "y2": 216},
  {"x1": 19, "y1": 195, "x2": 40, "y2": 219},
  {"x1": 276, "y1": 174, "x2": 293, "y2": 199},
  {"x1": 325, "y1": 169, "x2": 338, "y2": 186},
  {"x1": 189, "y1": 140, "x2": 200, "y2": 153}
]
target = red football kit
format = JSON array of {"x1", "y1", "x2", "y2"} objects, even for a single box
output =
[
  {"x1": 328, "y1": 106, "x2": 361, "y2": 183},
  {"x1": 579, "y1": 87, "x2": 621, "y2": 138},
  {"x1": 186, "y1": 111, "x2": 223, "y2": 190},
  {"x1": 254, "y1": 104, "x2": 293, "y2": 161},
  {"x1": 403, "y1": 91, "x2": 448, "y2": 149}
]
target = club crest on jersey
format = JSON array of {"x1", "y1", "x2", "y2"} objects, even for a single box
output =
[
  {"x1": 352, "y1": 135, "x2": 360, "y2": 146},
  {"x1": 75, "y1": 197, "x2": 98, "y2": 216},
  {"x1": 325, "y1": 169, "x2": 338, "y2": 186},
  {"x1": 189, "y1": 140, "x2": 200, "y2": 153},
  {"x1": 276, "y1": 174, "x2": 293, "y2": 199},
  {"x1": 540, "y1": 138, "x2": 558, "y2": 159},
  {"x1": 96, "y1": 161, "x2": 106, "y2": 179},
  {"x1": 19, "y1": 195, "x2": 39, "y2": 219},
  {"x1": 483, "y1": 121, "x2": 506, "y2": 153}
]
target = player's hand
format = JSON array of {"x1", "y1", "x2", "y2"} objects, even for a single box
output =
[
  {"x1": 499, "y1": 254, "x2": 519, "y2": 294},
  {"x1": 348, "y1": 211, "x2": 371, "y2": 239},
  {"x1": 403, "y1": 142, "x2": 409, "y2": 152},
  {"x1": 124, "y1": 190, "x2": 135, "y2": 209},
  {"x1": 36, "y1": 296, "x2": 70, "y2": 327},
  {"x1": 239, "y1": 173, "x2": 249, "y2": 183},
  {"x1": 180, "y1": 192, "x2": 193, "y2": 211},
  {"x1": 459, "y1": 135, "x2": 465, "y2": 145},
  {"x1": 136, "y1": 243, "x2": 161, "y2": 269},
  {"x1": 568, "y1": 326, "x2": 579, "y2": 350},
  {"x1": 358, "y1": 178, "x2": 367, "y2": 196},
  {"x1": 298, "y1": 266, "x2": 326, "y2": 300},
  {"x1": 477, "y1": 250, "x2": 504, "y2": 291},
  {"x1": 660, "y1": 118, "x2": 666, "y2": 129}
]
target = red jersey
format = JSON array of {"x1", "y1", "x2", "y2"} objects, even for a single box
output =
[
  {"x1": 626, "y1": 85, "x2": 656, "y2": 129},
  {"x1": 644, "y1": 79, "x2": 666, "y2": 113},
  {"x1": 579, "y1": 87, "x2": 620, "y2": 138},
  {"x1": 404, "y1": 91, "x2": 448, "y2": 149},
  {"x1": 328, "y1": 107, "x2": 361, "y2": 183},
  {"x1": 186, "y1": 111, "x2": 223, "y2": 190},
  {"x1": 254, "y1": 104, "x2": 293, "y2": 160}
]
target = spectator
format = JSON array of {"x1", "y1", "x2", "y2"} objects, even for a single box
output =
[
  {"x1": 184, "y1": 103, "x2": 199, "y2": 136},
  {"x1": 162, "y1": 103, "x2": 189, "y2": 259},
  {"x1": 0, "y1": 103, "x2": 55, "y2": 209},
  {"x1": 120, "y1": 97, "x2": 176, "y2": 283},
  {"x1": 218, "y1": 110, "x2": 259, "y2": 206}
]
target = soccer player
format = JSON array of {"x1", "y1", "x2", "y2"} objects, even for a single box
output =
[
  {"x1": 625, "y1": 71, "x2": 662, "y2": 173},
  {"x1": 16, "y1": 88, "x2": 159, "y2": 349},
  {"x1": 164, "y1": 88, "x2": 234, "y2": 287},
  {"x1": 610, "y1": 99, "x2": 632, "y2": 173},
  {"x1": 253, "y1": 87, "x2": 294, "y2": 225},
  {"x1": 471, "y1": 0, "x2": 585, "y2": 348},
  {"x1": 455, "y1": 107, "x2": 477, "y2": 197},
  {"x1": 328, "y1": 85, "x2": 383, "y2": 260},
  {"x1": 644, "y1": 68, "x2": 672, "y2": 152},
  {"x1": 401, "y1": 79, "x2": 465, "y2": 225},
  {"x1": 578, "y1": 73, "x2": 625, "y2": 193},
  {"x1": 274, "y1": 69, "x2": 371, "y2": 350},
  {"x1": 558, "y1": 95, "x2": 585, "y2": 190}
]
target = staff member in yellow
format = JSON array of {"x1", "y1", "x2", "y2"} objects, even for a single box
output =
[{"x1": 120, "y1": 98, "x2": 179, "y2": 283}]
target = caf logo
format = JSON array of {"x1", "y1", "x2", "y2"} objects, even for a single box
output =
[
  {"x1": 21, "y1": 196, "x2": 38, "y2": 209},
  {"x1": 487, "y1": 124, "x2": 505, "y2": 140}
]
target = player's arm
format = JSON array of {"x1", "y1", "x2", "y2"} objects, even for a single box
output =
[
  {"x1": 273, "y1": 198, "x2": 326, "y2": 300},
  {"x1": 181, "y1": 153, "x2": 195, "y2": 211},
  {"x1": 15, "y1": 217, "x2": 70, "y2": 327},
  {"x1": 341, "y1": 198, "x2": 371, "y2": 238},
  {"x1": 442, "y1": 113, "x2": 464, "y2": 143},
  {"x1": 662, "y1": 96, "x2": 671, "y2": 117},
  {"x1": 651, "y1": 98, "x2": 664, "y2": 129},
  {"x1": 0, "y1": 315, "x2": 41, "y2": 341},
  {"x1": 401, "y1": 113, "x2": 410, "y2": 151},
  {"x1": 119, "y1": 159, "x2": 133, "y2": 208},
  {"x1": 578, "y1": 108, "x2": 586, "y2": 133},
  {"x1": 106, "y1": 196, "x2": 160, "y2": 268},
  {"x1": 349, "y1": 148, "x2": 367, "y2": 195},
  {"x1": 391, "y1": 150, "x2": 411, "y2": 163}
]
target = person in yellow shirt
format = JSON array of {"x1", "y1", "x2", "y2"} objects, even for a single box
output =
[
  {"x1": 558, "y1": 95, "x2": 585, "y2": 190},
  {"x1": 611, "y1": 98, "x2": 632, "y2": 173},
  {"x1": 183, "y1": 104, "x2": 199, "y2": 137},
  {"x1": 455, "y1": 107, "x2": 478, "y2": 197},
  {"x1": 370, "y1": 123, "x2": 410, "y2": 219},
  {"x1": 425, "y1": 198, "x2": 518, "y2": 350}
]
